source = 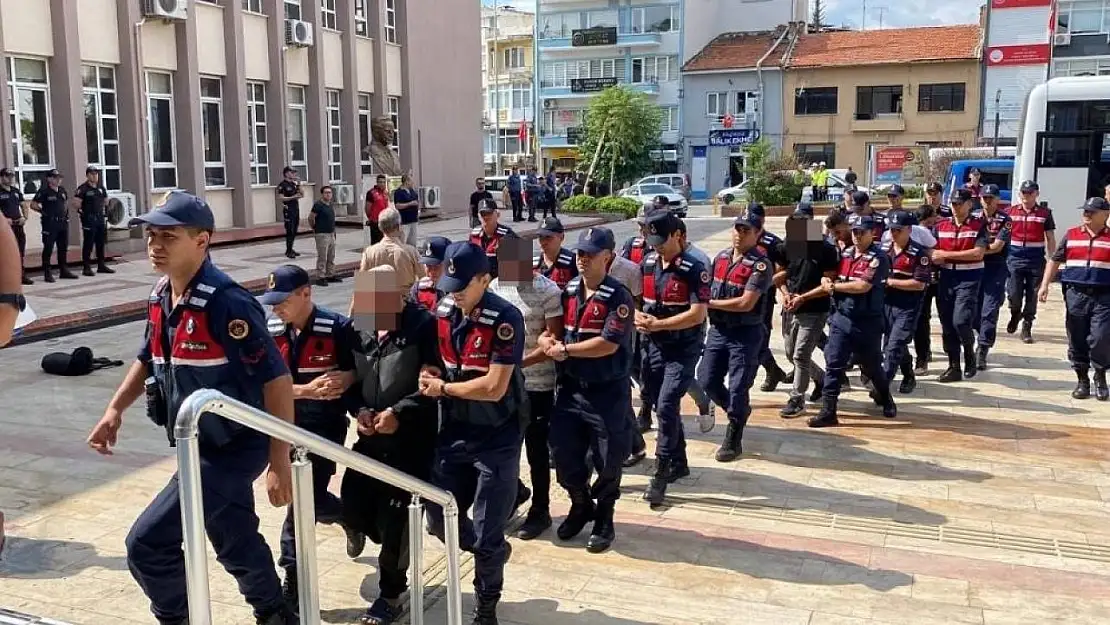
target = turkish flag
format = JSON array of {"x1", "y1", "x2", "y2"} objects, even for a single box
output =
[{"x1": 518, "y1": 121, "x2": 528, "y2": 144}]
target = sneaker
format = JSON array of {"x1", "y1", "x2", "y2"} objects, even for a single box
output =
[
  {"x1": 913, "y1": 358, "x2": 928, "y2": 376},
  {"x1": 696, "y1": 404, "x2": 716, "y2": 433},
  {"x1": 780, "y1": 396, "x2": 805, "y2": 418},
  {"x1": 515, "y1": 507, "x2": 552, "y2": 540}
]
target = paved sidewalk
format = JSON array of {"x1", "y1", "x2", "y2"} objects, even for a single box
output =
[{"x1": 2, "y1": 220, "x2": 1110, "y2": 624}]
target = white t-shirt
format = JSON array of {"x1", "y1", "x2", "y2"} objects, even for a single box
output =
[
  {"x1": 489, "y1": 275, "x2": 563, "y2": 392},
  {"x1": 881, "y1": 225, "x2": 936, "y2": 248},
  {"x1": 608, "y1": 255, "x2": 643, "y2": 298}
]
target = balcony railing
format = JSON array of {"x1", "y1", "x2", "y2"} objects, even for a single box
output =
[{"x1": 850, "y1": 112, "x2": 906, "y2": 132}]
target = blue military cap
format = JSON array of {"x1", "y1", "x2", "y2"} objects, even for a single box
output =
[
  {"x1": 849, "y1": 214, "x2": 877, "y2": 232},
  {"x1": 129, "y1": 191, "x2": 216, "y2": 230},
  {"x1": 746, "y1": 203, "x2": 766, "y2": 218},
  {"x1": 951, "y1": 188, "x2": 973, "y2": 204},
  {"x1": 420, "y1": 236, "x2": 451, "y2": 266},
  {"x1": 644, "y1": 210, "x2": 682, "y2": 246},
  {"x1": 477, "y1": 198, "x2": 498, "y2": 214},
  {"x1": 1082, "y1": 197, "x2": 1110, "y2": 212},
  {"x1": 536, "y1": 216, "x2": 565, "y2": 236},
  {"x1": 852, "y1": 190, "x2": 871, "y2": 207},
  {"x1": 792, "y1": 202, "x2": 814, "y2": 219},
  {"x1": 734, "y1": 213, "x2": 761, "y2": 229},
  {"x1": 258, "y1": 265, "x2": 311, "y2": 305},
  {"x1": 437, "y1": 241, "x2": 491, "y2": 293},
  {"x1": 886, "y1": 210, "x2": 916, "y2": 229},
  {"x1": 886, "y1": 184, "x2": 905, "y2": 197},
  {"x1": 981, "y1": 184, "x2": 1000, "y2": 197},
  {"x1": 1019, "y1": 180, "x2": 1039, "y2": 192},
  {"x1": 577, "y1": 227, "x2": 616, "y2": 254}
]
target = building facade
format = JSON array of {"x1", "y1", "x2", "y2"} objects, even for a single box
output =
[
  {"x1": 481, "y1": 5, "x2": 535, "y2": 175},
  {"x1": 0, "y1": 0, "x2": 480, "y2": 257},
  {"x1": 783, "y1": 25, "x2": 983, "y2": 183},
  {"x1": 680, "y1": 0, "x2": 805, "y2": 63}
]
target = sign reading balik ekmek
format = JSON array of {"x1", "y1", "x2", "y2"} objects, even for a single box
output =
[
  {"x1": 571, "y1": 27, "x2": 618, "y2": 47},
  {"x1": 708, "y1": 129, "x2": 761, "y2": 147},
  {"x1": 570, "y1": 77, "x2": 618, "y2": 93}
]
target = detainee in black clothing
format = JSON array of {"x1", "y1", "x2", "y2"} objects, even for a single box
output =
[{"x1": 469, "y1": 177, "x2": 493, "y2": 229}]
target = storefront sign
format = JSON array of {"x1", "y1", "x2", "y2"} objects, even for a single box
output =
[
  {"x1": 986, "y1": 43, "x2": 1051, "y2": 66},
  {"x1": 990, "y1": 0, "x2": 1051, "y2": 8},
  {"x1": 566, "y1": 127, "x2": 582, "y2": 144},
  {"x1": 571, "y1": 27, "x2": 618, "y2": 47},
  {"x1": 708, "y1": 129, "x2": 761, "y2": 147},
  {"x1": 570, "y1": 77, "x2": 618, "y2": 93},
  {"x1": 871, "y1": 146, "x2": 928, "y2": 186}
]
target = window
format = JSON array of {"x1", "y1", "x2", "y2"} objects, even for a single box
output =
[
  {"x1": 320, "y1": 0, "x2": 337, "y2": 29},
  {"x1": 354, "y1": 0, "x2": 369, "y2": 36},
  {"x1": 855, "y1": 85, "x2": 903, "y2": 119},
  {"x1": 503, "y1": 47, "x2": 525, "y2": 70},
  {"x1": 494, "y1": 128, "x2": 521, "y2": 155},
  {"x1": 794, "y1": 86, "x2": 838, "y2": 115},
  {"x1": 81, "y1": 65, "x2": 121, "y2": 192},
  {"x1": 630, "y1": 5, "x2": 680, "y2": 33},
  {"x1": 631, "y1": 56, "x2": 672, "y2": 83},
  {"x1": 198, "y1": 0, "x2": 223, "y2": 4},
  {"x1": 1056, "y1": 1, "x2": 1110, "y2": 35},
  {"x1": 538, "y1": 12, "x2": 581, "y2": 39},
  {"x1": 706, "y1": 91, "x2": 728, "y2": 117},
  {"x1": 541, "y1": 109, "x2": 583, "y2": 136},
  {"x1": 287, "y1": 85, "x2": 308, "y2": 180},
  {"x1": 586, "y1": 10, "x2": 617, "y2": 28},
  {"x1": 388, "y1": 96, "x2": 400, "y2": 152},
  {"x1": 243, "y1": 0, "x2": 265, "y2": 13},
  {"x1": 246, "y1": 82, "x2": 269, "y2": 186},
  {"x1": 1053, "y1": 57, "x2": 1110, "y2": 77},
  {"x1": 385, "y1": 0, "x2": 398, "y2": 44},
  {"x1": 8, "y1": 58, "x2": 53, "y2": 193},
  {"x1": 326, "y1": 90, "x2": 342, "y2": 182},
  {"x1": 918, "y1": 83, "x2": 966, "y2": 113},
  {"x1": 284, "y1": 0, "x2": 301, "y2": 21},
  {"x1": 660, "y1": 106, "x2": 679, "y2": 132},
  {"x1": 511, "y1": 82, "x2": 531, "y2": 109},
  {"x1": 794, "y1": 143, "x2": 836, "y2": 168},
  {"x1": 146, "y1": 71, "x2": 176, "y2": 189},
  {"x1": 358, "y1": 93, "x2": 373, "y2": 175},
  {"x1": 736, "y1": 91, "x2": 758, "y2": 116},
  {"x1": 200, "y1": 78, "x2": 226, "y2": 187}
]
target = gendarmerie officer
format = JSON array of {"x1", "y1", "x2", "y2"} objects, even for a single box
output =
[
  {"x1": 637, "y1": 211, "x2": 710, "y2": 507},
  {"x1": 86, "y1": 191, "x2": 297, "y2": 625},
  {"x1": 259, "y1": 264, "x2": 358, "y2": 610},
  {"x1": 419, "y1": 241, "x2": 527, "y2": 625},
  {"x1": 620, "y1": 208, "x2": 654, "y2": 431},
  {"x1": 1039, "y1": 197, "x2": 1110, "y2": 401},
  {"x1": 0, "y1": 167, "x2": 31, "y2": 284},
  {"x1": 745, "y1": 204, "x2": 791, "y2": 392},
  {"x1": 534, "y1": 216, "x2": 578, "y2": 289},
  {"x1": 74, "y1": 165, "x2": 115, "y2": 276},
  {"x1": 973, "y1": 184, "x2": 1012, "y2": 370},
  {"x1": 1006, "y1": 180, "x2": 1056, "y2": 344},
  {"x1": 932, "y1": 188, "x2": 989, "y2": 382},
  {"x1": 697, "y1": 213, "x2": 773, "y2": 462},
  {"x1": 542, "y1": 227, "x2": 635, "y2": 554},
  {"x1": 810, "y1": 214, "x2": 897, "y2": 428},
  {"x1": 912, "y1": 204, "x2": 942, "y2": 375},
  {"x1": 411, "y1": 236, "x2": 451, "y2": 310},
  {"x1": 469, "y1": 199, "x2": 518, "y2": 280},
  {"x1": 276, "y1": 166, "x2": 304, "y2": 259},
  {"x1": 31, "y1": 169, "x2": 77, "y2": 282},
  {"x1": 882, "y1": 211, "x2": 932, "y2": 394}
]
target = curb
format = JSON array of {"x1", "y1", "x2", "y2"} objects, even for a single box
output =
[{"x1": 9, "y1": 214, "x2": 622, "y2": 346}]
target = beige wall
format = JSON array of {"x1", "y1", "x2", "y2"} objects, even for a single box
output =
[
  {"x1": 78, "y1": 0, "x2": 120, "y2": 64},
  {"x1": 322, "y1": 31, "x2": 345, "y2": 89},
  {"x1": 140, "y1": 21, "x2": 177, "y2": 71},
  {"x1": 285, "y1": 47, "x2": 311, "y2": 86},
  {"x1": 355, "y1": 38, "x2": 375, "y2": 92},
  {"x1": 206, "y1": 189, "x2": 235, "y2": 230},
  {"x1": 1, "y1": 0, "x2": 53, "y2": 57},
  {"x1": 243, "y1": 13, "x2": 270, "y2": 80},
  {"x1": 195, "y1": 3, "x2": 227, "y2": 77},
  {"x1": 784, "y1": 61, "x2": 982, "y2": 177},
  {"x1": 385, "y1": 43, "x2": 402, "y2": 96}
]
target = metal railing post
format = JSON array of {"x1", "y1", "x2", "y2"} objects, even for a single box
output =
[
  {"x1": 408, "y1": 494, "x2": 425, "y2": 625},
  {"x1": 175, "y1": 390, "x2": 220, "y2": 625},
  {"x1": 292, "y1": 446, "x2": 322, "y2": 625},
  {"x1": 443, "y1": 502, "x2": 464, "y2": 625}
]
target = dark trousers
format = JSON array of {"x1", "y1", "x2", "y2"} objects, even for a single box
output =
[
  {"x1": 883, "y1": 300, "x2": 922, "y2": 382},
  {"x1": 976, "y1": 262, "x2": 1009, "y2": 348},
  {"x1": 510, "y1": 192, "x2": 523, "y2": 221},
  {"x1": 697, "y1": 325, "x2": 764, "y2": 430},
  {"x1": 81, "y1": 219, "x2": 107, "y2": 268},
  {"x1": 550, "y1": 381, "x2": 631, "y2": 506},
  {"x1": 523, "y1": 390, "x2": 554, "y2": 510},
  {"x1": 277, "y1": 423, "x2": 347, "y2": 571},
  {"x1": 1064, "y1": 286, "x2": 1110, "y2": 373},
  {"x1": 41, "y1": 224, "x2": 69, "y2": 272},
  {"x1": 1007, "y1": 260, "x2": 1045, "y2": 322},
  {"x1": 11, "y1": 222, "x2": 26, "y2": 271},
  {"x1": 283, "y1": 207, "x2": 300, "y2": 253},
  {"x1": 758, "y1": 296, "x2": 782, "y2": 371},
  {"x1": 914, "y1": 282, "x2": 938, "y2": 363},
  {"x1": 642, "y1": 343, "x2": 697, "y2": 464},
  {"x1": 366, "y1": 220, "x2": 384, "y2": 246},
  {"x1": 822, "y1": 314, "x2": 890, "y2": 413},
  {"x1": 426, "y1": 441, "x2": 521, "y2": 601},
  {"x1": 125, "y1": 443, "x2": 283, "y2": 623},
  {"x1": 937, "y1": 272, "x2": 981, "y2": 365}
]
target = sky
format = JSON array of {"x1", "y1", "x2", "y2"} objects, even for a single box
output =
[{"x1": 483, "y1": 0, "x2": 981, "y2": 29}]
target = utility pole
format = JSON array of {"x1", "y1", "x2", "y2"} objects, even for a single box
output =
[
  {"x1": 861, "y1": 0, "x2": 867, "y2": 29},
  {"x1": 875, "y1": 7, "x2": 887, "y2": 29},
  {"x1": 993, "y1": 89, "x2": 1002, "y2": 157},
  {"x1": 492, "y1": 0, "x2": 502, "y2": 170}
]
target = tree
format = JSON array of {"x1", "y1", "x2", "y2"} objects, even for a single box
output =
[
  {"x1": 742, "y1": 139, "x2": 807, "y2": 206},
  {"x1": 810, "y1": 0, "x2": 830, "y2": 31},
  {"x1": 578, "y1": 86, "x2": 662, "y2": 190}
]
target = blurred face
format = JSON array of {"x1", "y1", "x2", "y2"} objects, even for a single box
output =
[
  {"x1": 732, "y1": 224, "x2": 757, "y2": 250},
  {"x1": 538, "y1": 233, "x2": 563, "y2": 256},
  {"x1": 351, "y1": 270, "x2": 404, "y2": 331},
  {"x1": 452, "y1": 274, "x2": 491, "y2": 312},
  {"x1": 970, "y1": 172, "x2": 981, "y2": 184},
  {"x1": 0, "y1": 173, "x2": 12, "y2": 186},
  {"x1": 321, "y1": 188, "x2": 334, "y2": 202},
  {"x1": 272, "y1": 286, "x2": 313, "y2": 323},
  {"x1": 575, "y1": 249, "x2": 611, "y2": 278},
  {"x1": 146, "y1": 226, "x2": 209, "y2": 275},
  {"x1": 850, "y1": 228, "x2": 873, "y2": 249},
  {"x1": 890, "y1": 226, "x2": 910, "y2": 247},
  {"x1": 1020, "y1": 189, "x2": 1039, "y2": 206},
  {"x1": 479, "y1": 209, "x2": 498, "y2": 227},
  {"x1": 1083, "y1": 209, "x2": 1109, "y2": 230},
  {"x1": 425, "y1": 263, "x2": 444, "y2": 283},
  {"x1": 284, "y1": 170, "x2": 296, "y2": 182}
]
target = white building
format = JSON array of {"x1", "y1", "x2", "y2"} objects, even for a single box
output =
[{"x1": 482, "y1": 5, "x2": 536, "y2": 174}]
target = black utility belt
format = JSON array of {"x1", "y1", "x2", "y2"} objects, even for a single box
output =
[{"x1": 1065, "y1": 284, "x2": 1110, "y2": 296}]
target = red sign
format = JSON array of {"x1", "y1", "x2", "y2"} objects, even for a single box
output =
[
  {"x1": 723, "y1": 113, "x2": 734, "y2": 129},
  {"x1": 990, "y1": 0, "x2": 1052, "y2": 8},
  {"x1": 985, "y1": 43, "x2": 1051, "y2": 66}
]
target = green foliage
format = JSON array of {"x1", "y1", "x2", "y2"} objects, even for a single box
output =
[
  {"x1": 742, "y1": 139, "x2": 806, "y2": 206},
  {"x1": 560, "y1": 194, "x2": 598, "y2": 213},
  {"x1": 903, "y1": 185, "x2": 924, "y2": 200},
  {"x1": 579, "y1": 87, "x2": 663, "y2": 186},
  {"x1": 595, "y1": 196, "x2": 641, "y2": 218}
]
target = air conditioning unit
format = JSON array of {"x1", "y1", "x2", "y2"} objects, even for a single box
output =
[
  {"x1": 419, "y1": 186, "x2": 441, "y2": 209},
  {"x1": 105, "y1": 192, "x2": 138, "y2": 230},
  {"x1": 1054, "y1": 33, "x2": 1071, "y2": 46},
  {"x1": 543, "y1": 100, "x2": 556, "y2": 109},
  {"x1": 143, "y1": 0, "x2": 187, "y2": 20},
  {"x1": 333, "y1": 184, "x2": 356, "y2": 205},
  {"x1": 285, "y1": 19, "x2": 315, "y2": 47}
]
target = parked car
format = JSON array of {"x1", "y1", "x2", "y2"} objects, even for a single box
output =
[
  {"x1": 636, "y1": 174, "x2": 691, "y2": 199},
  {"x1": 716, "y1": 180, "x2": 749, "y2": 205},
  {"x1": 620, "y1": 183, "x2": 688, "y2": 217}
]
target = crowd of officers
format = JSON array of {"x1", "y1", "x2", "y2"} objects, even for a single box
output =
[{"x1": 80, "y1": 174, "x2": 1110, "y2": 625}]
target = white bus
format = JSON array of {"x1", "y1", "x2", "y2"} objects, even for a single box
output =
[{"x1": 1013, "y1": 76, "x2": 1110, "y2": 232}]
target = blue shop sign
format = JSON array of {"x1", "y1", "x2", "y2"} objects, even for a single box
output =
[{"x1": 708, "y1": 129, "x2": 760, "y2": 147}]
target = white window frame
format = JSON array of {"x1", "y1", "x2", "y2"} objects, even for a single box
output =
[
  {"x1": 549, "y1": 62, "x2": 568, "y2": 88},
  {"x1": 358, "y1": 93, "x2": 373, "y2": 176},
  {"x1": 200, "y1": 77, "x2": 226, "y2": 188},
  {"x1": 385, "y1": 0, "x2": 398, "y2": 44},
  {"x1": 632, "y1": 56, "x2": 670, "y2": 84},
  {"x1": 8, "y1": 57, "x2": 55, "y2": 193},
  {"x1": 284, "y1": 0, "x2": 302, "y2": 21},
  {"x1": 1053, "y1": 56, "x2": 1110, "y2": 76},
  {"x1": 387, "y1": 96, "x2": 400, "y2": 153},
  {"x1": 629, "y1": 5, "x2": 680, "y2": 34},
  {"x1": 320, "y1": 0, "x2": 337, "y2": 30},
  {"x1": 287, "y1": 85, "x2": 308, "y2": 180},
  {"x1": 660, "y1": 106, "x2": 679, "y2": 132},
  {"x1": 354, "y1": 0, "x2": 369, "y2": 37},
  {"x1": 706, "y1": 91, "x2": 727, "y2": 117},
  {"x1": 1056, "y1": 1, "x2": 1110, "y2": 35},
  {"x1": 242, "y1": 0, "x2": 265, "y2": 14},
  {"x1": 82, "y1": 64, "x2": 121, "y2": 192},
  {"x1": 503, "y1": 47, "x2": 525, "y2": 70},
  {"x1": 326, "y1": 89, "x2": 343, "y2": 182},
  {"x1": 246, "y1": 81, "x2": 269, "y2": 186},
  {"x1": 146, "y1": 71, "x2": 177, "y2": 190}
]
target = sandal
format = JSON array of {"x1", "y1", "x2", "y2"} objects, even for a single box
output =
[{"x1": 359, "y1": 597, "x2": 399, "y2": 625}]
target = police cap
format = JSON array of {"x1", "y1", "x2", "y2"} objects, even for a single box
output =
[
  {"x1": 886, "y1": 210, "x2": 916, "y2": 229},
  {"x1": 437, "y1": 241, "x2": 491, "y2": 293},
  {"x1": 1082, "y1": 197, "x2": 1110, "y2": 212},
  {"x1": 852, "y1": 190, "x2": 871, "y2": 207},
  {"x1": 129, "y1": 191, "x2": 217, "y2": 230},
  {"x1": 950, "y1": 188, "x2": 974, "y2": 204},
  {"x1": 45, "y1": 168, "x2": 62, "y2": 179},
  {"x1": 477, "y1": 198, "x2": 498, "y2": 214},
  {"x1": 536, "y1": 216, "x2": 565, "y2": 236},
  {"x1": 644, "y1": 210, "x2": 682, "y2": 246},
  {"x1": 886, "y1": 184, "x2": 905, "y2": 197},
  {"x1": 792, "y1": 202, "x2": 815, "y2": 219},
  {"x1": 577, "y1": 227, "x2": 616, "y2": 254},
  {"x1": 258, "y1": 265, "x2": 311, "y2": 305},
  {"x1": 746, "y1": 203, "x2": 766, "y2": 219},
  {"x1": 420, "y1": 236, "x2": 451, "y2": 266},
  {"x1": 981, "y1": 184, "x2": 1000, "y2": 197},
  {"x1": 1020, "y1": 180, "x2": 1039, "y2": 193},
  {"x1": 849, "y1": 214, "x2": 877, "y2": 232},
  {"x1": 925, "y1": 181, "x2": 943, "y2": 194}
]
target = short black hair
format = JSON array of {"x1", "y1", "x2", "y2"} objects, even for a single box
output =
[
  {"x1": 376, "y1": 174, "x2": 387, "y2": 181},
  {"x1": 283, "y1": 166, "x2": 296, "y2": 174},
  {"x1": 915, "y1": 204, "x2": 937, "y2": 222},
  {"x1": 676, "y1": 218, "x2": 688, "y2": 235},
  {"x1": 320, "y1": 185, "x2": 333, "y2": 194},
  {"x1": 824, "y1": 211, "x2": 847, "y2": 230}
]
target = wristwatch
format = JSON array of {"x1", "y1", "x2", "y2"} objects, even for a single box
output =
[{"x1": 0, "y1": 293, "x2": 26, "y2": 312}]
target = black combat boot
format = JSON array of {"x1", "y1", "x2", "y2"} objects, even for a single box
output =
[
  {"x1": 1005, "y1": 311, "x2": 1020, "y2": 334},
  {"x1": 664, "y1": 458, "x2": 690, "y2": 482},
  {"x1": 586, "y1": 502, "x2": 615, "y2": 553},
  {"x1": 882, "y1": 394, "x2": 897, "y2": 419},
  {"x1": 345, "y1": 524, "x2": 366, "y2": 559},
  {"x1": 556, "y1": 491, "x2": 595, "y2": 540},
  {"x1": 515, "y1": 506, "x2": 552, "y2": 541},
  {"x1": 807, "y1": 405, "x2": 839, "y2": 428},
  {"x1": 82, "y1": 264, "x2": 95, "y2": 277},
  {"x1": 760, "y1": 365, "x2": 787, "y2": 392},
  {"x1": 58, "y1": 266, "x2": 78, "y2": 280},
  {"x1": 1020, "y1": 321, "x2": 1034, "y2": 344},
  {"x1": 963, "y1": 344, "x2": 978, "y2": 379},
  {"x1": 937, "y1": 359, "x2": 963, "y2": 383},
  {"x1": 1073, "y1": 371, "x2": 1091, "y2": 400},
  {"x1": 471, "y1": 594, "x2": 500, "y2": 625},
  {"x1": 43, "y1": 269, "x2": 55, "y2": 283},
  {"x1": 714, "y1": 422, "x2": 743, "y2": 462},
  {"x1": 97, "y1": 262, "x2": 115, "y2": 274},
  {"x1": 20, "y1": 271, "x2": 32, "y2": 285},
  {"x1": 1095, "y1": 370, "x2": 1109, "y2": 402},
  {"x1": 976, "y1": 346, "x2": 989, "y2": 371},
  {"x1": 643, "y1": 459, "x2": 669, "y2": 508},
  {"x1": 899, "y1": 371, "x2": 917, "y2": 394}
]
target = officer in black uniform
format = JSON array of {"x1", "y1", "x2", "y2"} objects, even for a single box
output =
[
  {"x1": 87, "y1": 191, "x2": 297, "y2": 625},
  {"x1": 31, "y1": 169, "x2": 78, "y2": 282},
  {"x1": 259, "y1": 264, "x2": 359, "y2": 610},
  {"x1": 542, "y1": 227, "x2": 635, "y2": 554},
  {"x1": 0, "y1": 167, "x2": 31, "y2": 284},
  {"x1": 75, "y1": 165, "x2": 115, "y2": 276},
  {"x1": 419, "y1": 241, "x2": 527, "y2": 625},
  {"x1": 276, "y1": 166, "x2": 304, "y2": 259}
]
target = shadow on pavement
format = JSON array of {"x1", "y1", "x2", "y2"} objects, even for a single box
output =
[
  {"x1": 0, "y1": 535, "x2": 127, "y2": 579},
  {"x1": 500, "y1": 598, "x2": 668, "y2": 625}
]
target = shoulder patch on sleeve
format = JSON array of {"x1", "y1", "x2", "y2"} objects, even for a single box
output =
[
  {"x1": 755, "y1": 260, "x2": 768, "y2": 272},
  {"x1": 617, "y1": 303, "x2": 630, "y2": 319},
  {"x1": 228, "y1": 319, "x2": 250, "y2": 340},
  {"x1": 700, "y1": 270, "x2": 710, "y2": 283},
  {"x1": 496, "y1": 321, "x2": 515, "y2": 341},
  {"x1": 920, "y1": 255, "x2": 930, "y2": 265}
]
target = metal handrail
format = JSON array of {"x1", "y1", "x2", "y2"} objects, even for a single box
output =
[{"x1": 173, "y1": 389, "x2": 464, "y2": 625}]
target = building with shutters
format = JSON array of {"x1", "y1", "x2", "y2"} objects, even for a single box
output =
[
  {"x1": 481, "y1": 5, "x2": 535, "y2": 176},
  {"x1": 0, "y1": 0, "x2": 480, "y2": 261}
]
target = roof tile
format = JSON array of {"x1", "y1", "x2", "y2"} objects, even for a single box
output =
[
  {"x1": 683, "y1": 28, "x2": 789, "y2": 72},
  {"x1": 788, "y1": 25, "x2": 982, "y2": 69}
]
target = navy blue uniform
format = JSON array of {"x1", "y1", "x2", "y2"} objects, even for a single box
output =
[
  {"x1": 468, "y1": 224, "x2": 517, "y2": 279},
  {"x1": 640, "y1": 250, "x2": 711, "y2": 465},
  {"x1": 697, "y1": 247, "x2": 772, "y2": 435},
  {"x1": 882, "y1": 240, "x2": 932, "y2": 383},
  {"x1": 34, "y1": 184, "x2": 71, "y2": 274},
  {"x1": 1, "y1": 185, "x2": 27, "y2": 272},
  {"x1": 975, "y1": 208, "x2": 1012, "y2": 349},
  {"x1": 1054, "y1": 225, "x2": 1110, "y2": 374},
  {"x1": 933, "y1": 215, "x2": 989, "y2": 370},
  {"x1": 268, "y1": 306, "x2": 357, "y2": 572},
  {"x1": 1006, "y1": 203, "x2": 1055, "y2": 325},
  {"x1": 425, "y1": 291, "x2": 526, "y2": 605},
  {"x1": 753, "y1": 231, "x2": 788, "y2": 374},
  {"x1": 127, "y1": 260, "x2": 290, "y2": 624},
  {"x1": 75, "y1": 181, "x2": 109, "y2": 270},
  {"x1": 550, "y1": 275, "x2": 635, "y2": 506},
  {"x1": 277, "y1": 179, "x2": 301, "y2": 255}
]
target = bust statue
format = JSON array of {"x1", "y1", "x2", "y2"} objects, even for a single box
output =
[{"x1": 368, "y1": 116, "x2": 402, "y2": 176}]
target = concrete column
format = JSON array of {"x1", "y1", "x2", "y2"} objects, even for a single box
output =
[
  {"x1": 223, "y1": 0, "x2": 252, "y2": 227},
  {"x1": 48, "y1": 0, "x2": 87, "y2": 248},
  {"x1": 338, "y1": 0, "x2": 362, "y2": 192},
  {"x1": 367, "y1": 0, "x2": 388, "y2": 118},
  {"x1": 115, "y1": 0, "x2": 147, "y2": 202},
  {"x1": 266, "y1": 0, "x2": 290, "y2": 208},
  {"x1": 0, "y1": 9, "x2": 12, "y2": 169},
  {"x1": 174, "y1": 15, "x2": 204, "y2": 195},
  {"x1": 305, "y1": 0, "x2": 329, "y2": 185},
  {"x1": 395, "y1": 0, "x2": 413, "y2": 174}
]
